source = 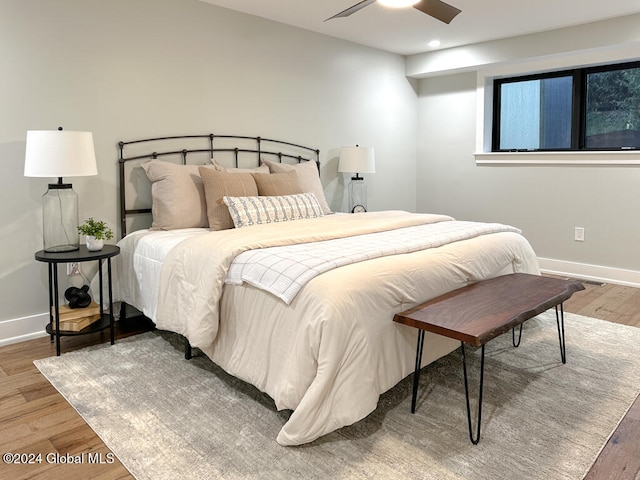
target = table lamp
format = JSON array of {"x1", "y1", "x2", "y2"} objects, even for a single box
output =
[
  {"x1": 338, "y1": 145, "x2": 375, "y2": 213},
  {"x1": 24, "y1": 128, "x2": 98, "y2": 252}
]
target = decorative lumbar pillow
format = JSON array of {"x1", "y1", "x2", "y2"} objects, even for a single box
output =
[
  {"x1": 212, "y1": 161, "x2": 269, "y2": 174},
  {"x1": 252, "y1": 170, "x2": 303, "y2": 196},
  {"x1": 262, "y1": 159, "x2": 331, "y2": 214},
  {"x1": 223, "y1": 193, "x2": 324, "y2": 229},
  {"x1": 141, "y1": 160, "x2": 215, "y2": 230},
  {"x1": 199, "y1": 167, "x2": 259, "y2": 230}
]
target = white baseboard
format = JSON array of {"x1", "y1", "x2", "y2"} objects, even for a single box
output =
[
  {"x1": 0, "y1": 313, "x2": 49, "y2": 347},
  {"x1": 538, "y1": 257, "x2": 640, "y2": 288}
]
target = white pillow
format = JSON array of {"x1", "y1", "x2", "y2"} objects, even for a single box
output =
[{"x1": 223, "y1": 193, "x2": 324, "y2": 228}]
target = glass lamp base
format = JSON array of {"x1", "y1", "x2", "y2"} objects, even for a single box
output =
[
  {"x1": 348, "y1": 177, "x2": 367, "y2": 212},
  {"x1": 43, "y1": 183, "x2": 79, "y2": 252}
]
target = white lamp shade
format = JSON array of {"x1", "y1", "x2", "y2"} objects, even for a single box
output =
[
  {"x1": 338, "y1": 146, "x2": 375, "y2": 174},
  {"x1": 24, "y1": 130, "x2": 98, "y2": 178}
]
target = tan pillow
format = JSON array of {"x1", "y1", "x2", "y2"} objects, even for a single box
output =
[
  {"x1": 199, "y1": 167, "x2": 258, "y2": 230},
  {"x1": 141, "y1": 160, "x2": 215, "y2": 230},
  {"x1": 252, "y1": 170, "x2": 303, "y2": 196},
  {"x1": 212, "y1": 161, "x2": 269, "y2": 174},
  {"x1": 262, "y1": 159, "x2": 331, "y2": 214}
]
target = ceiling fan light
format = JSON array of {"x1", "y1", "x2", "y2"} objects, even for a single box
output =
[{"x1": 378, "y1": 0, "x2": 420, "y2": 8}]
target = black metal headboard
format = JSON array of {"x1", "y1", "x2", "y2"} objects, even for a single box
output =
[{"x1": 118, "y1": 134, "x2": 320, "y2": 237}]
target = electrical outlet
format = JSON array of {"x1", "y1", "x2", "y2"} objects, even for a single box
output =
[
  {"x1": 574, "y1": 227, "x2": 585, "y2": 242},
  {"x1": 67, "y1": 262, "x2": 79, "y2": 276}
]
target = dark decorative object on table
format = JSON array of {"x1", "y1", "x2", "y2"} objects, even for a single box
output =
[{"x1": 64, "y1": 285, "x2": 92, "y2": 309}]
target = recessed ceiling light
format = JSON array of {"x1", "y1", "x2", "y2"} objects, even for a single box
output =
[
  {"x1": 378, "y1": 0, "x2": 420, "y2": 8},
  {"x1": 428, "y1": 39, "x2": 441, "y2": 48}
]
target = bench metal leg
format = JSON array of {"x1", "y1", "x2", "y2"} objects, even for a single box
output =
[
  {"x1": 411, "y1": 330, "x2": 426, "y2": 414},
  {"x1": 412, "y1": 332, "x2": 487, "y2": 445},
  {"x1": 461, "y1": 342, "x2": 485, "y2": 445},
  {"x1": 512, "y1": 324, "x2": 523, "y2": 347},
  {"x1": 556, "y1": 304, "x2": 567, "y2": 364},
  {"x1": 184, "y1": 337, "x2": 193, "y2": 360}
]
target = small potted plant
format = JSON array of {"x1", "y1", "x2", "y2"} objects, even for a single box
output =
[{"x1": 78, "y1": 217, "x2": 114, "y2": 251}]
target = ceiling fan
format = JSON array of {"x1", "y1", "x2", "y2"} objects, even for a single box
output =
[{"x1": 325, "y1": 0, "x2": 461, "y2": 24}]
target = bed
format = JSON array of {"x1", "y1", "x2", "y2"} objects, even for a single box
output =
[{"x1": 107, "y1": 134, "x2": 540, "y2": 446}]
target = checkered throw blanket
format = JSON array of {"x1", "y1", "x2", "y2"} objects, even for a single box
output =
[{"x1": 225, "y1": 220, "x2": 521, "y2": 304}]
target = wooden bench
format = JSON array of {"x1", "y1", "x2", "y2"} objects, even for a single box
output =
[{"x1": 393, "y1": 273, "x2": 585, "y2": 444}]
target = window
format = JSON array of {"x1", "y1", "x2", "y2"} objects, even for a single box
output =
[{"x1": 492, "y1": 61, "x2": 640, "y2": 152}]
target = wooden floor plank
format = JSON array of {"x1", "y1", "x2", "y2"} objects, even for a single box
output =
[
  {"x1": 0, "y1": 388, "x2": 26, "y2": 411},
  {"x1": 0, "y1": 400, "x2": 84, "y2": 453},
  {"x1": 625, "y1": 395, "x2": 640, "y2": 422},
  {"x1": 0, "y1": 392, "x2": 66, "y2": 424},
  {"x1": 19, "y1": 378, "x2": 59, "y2": 403},
  {"x1": 1, "y1": 439, "x2": 60, "y2": 480},
  {"x1": 618, "y1": 291, "x2": 640, "y2": 328},
  {"x1": 584, "y1": 288, "x2": 636, "y2": 323},
  {"x1": 583, "y1": 413, "x2": 640, "y2": 480},
  {"x1": 0, "y1": 370, "x2": 48, "y2": 393}
]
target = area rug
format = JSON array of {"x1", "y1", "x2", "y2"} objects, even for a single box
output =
[{"x1": 34, "y1": 311, "x2": 640, "y2": 480}]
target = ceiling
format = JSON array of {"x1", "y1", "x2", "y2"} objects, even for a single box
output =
[{"x1": 198, "y1": 0, "x2": 640, "y2": 55}]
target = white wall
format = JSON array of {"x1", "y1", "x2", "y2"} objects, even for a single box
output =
[
  {"x1": 415, "y1": 15, "x2": 640, "y2": 286},
  {"x1": 0, "y1": 0, "x2": 418, "y2": 344}
]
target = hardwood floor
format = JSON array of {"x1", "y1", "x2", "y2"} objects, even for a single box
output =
[
  {"x1": 1, "y1": 280, "x2": 639, "y2": 480},
  {"x1": 561, "y1": 279, "x2": 640, "y2": 480}
]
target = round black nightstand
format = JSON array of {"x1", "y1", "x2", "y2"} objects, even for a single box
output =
[{"x1": 35, "y1": 245, "x2": 120, "y2": 356}]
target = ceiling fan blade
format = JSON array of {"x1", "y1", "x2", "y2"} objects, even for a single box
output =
[
  {"x1": 325, "y1": 0, "x2": 377, "y2": 21},
  {"x1": 413, "y1": 0, "x2": 461, "y2": 24}
]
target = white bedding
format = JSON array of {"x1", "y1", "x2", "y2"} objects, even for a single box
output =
[
  {"x1": 106, "y1": 228, "x2": 209, "y2": 320},
  {"x1": 226, "y1": 220, "x2": 522, "y2": 304},
  {"x1": 108, "y1": 211, "x2": 540, "y2": 446}
]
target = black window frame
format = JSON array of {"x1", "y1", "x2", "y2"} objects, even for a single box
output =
[{"x1": 492, "y1": 60, "x2": 640, "y2": 152}]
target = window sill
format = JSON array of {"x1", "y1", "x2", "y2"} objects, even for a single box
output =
[{"x1": 474, "y1": 151, "x2": 640, "y2": 166}]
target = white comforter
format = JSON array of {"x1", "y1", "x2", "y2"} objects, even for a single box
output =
[
  {"x1": 147, "y1": 211, "x2": 540, "y2": 445},
  {"x1": 226, "y1": 220, "x2": 522, "y2": 304}
]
